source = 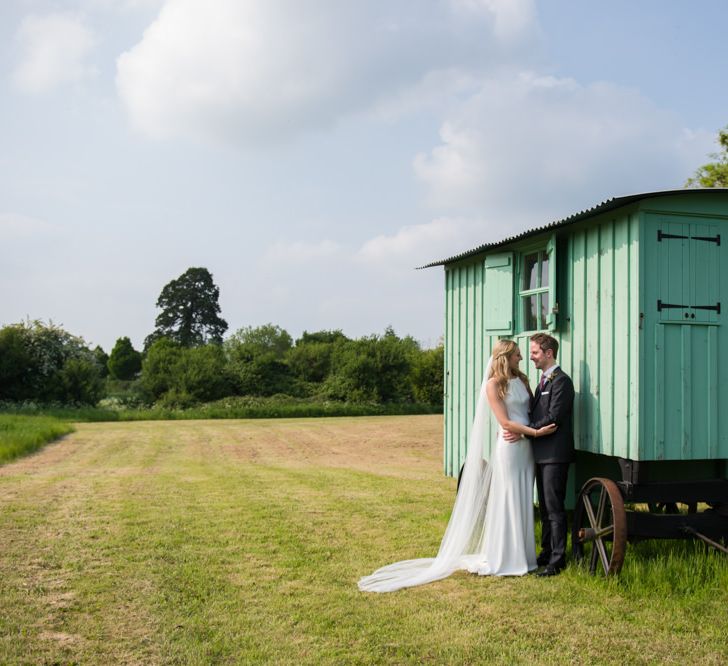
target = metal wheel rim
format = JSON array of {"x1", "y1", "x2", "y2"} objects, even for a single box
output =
[{"x1": 572, "y1": 477, "x2": 627, "y2": 576}]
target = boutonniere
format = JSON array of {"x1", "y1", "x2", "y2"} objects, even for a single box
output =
[{"x1": 544, "y1": 369, "x2": 560, "y2": 386}]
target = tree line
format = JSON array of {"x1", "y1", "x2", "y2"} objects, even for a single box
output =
[
  {"x1": 5, "y1": 124, "x2": 725, "y2": 410},
  {"x1": 0, "y1": 268, "x2": 443, "y2": 408}
]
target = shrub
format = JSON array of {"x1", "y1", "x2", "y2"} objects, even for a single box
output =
[
  {"x1": 226, "y1": 324, "x2": 296, "y2": 396},
  {"x1": 107, "y1": 337, "x2": 142, "y2": 380},
  {"x1": 322, "y1": 328, "x2": 418, "y2": 403},
  {"x1": 140, "y1": 338, "x2": 183, "y2": 401},
  {"x1": 412, "y1": 345, "x2": 444, "y2": 406},
  {"x1": 141, "y1": 338, "x2": 234, "y2": 406},
  {"x1": 58, "y1": 358, "x2": 105, "y2": 405},
  {"x1": 0, "y1": 321, "x2": 103, "y2": 405}
]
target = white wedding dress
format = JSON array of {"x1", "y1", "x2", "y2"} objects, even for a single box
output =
[
  {"x1": 358, "y1": 374, "x2": 537, "y2": 592},
  {"x1": 461, "y1": 377, "x2": 536, "y2": 576}
]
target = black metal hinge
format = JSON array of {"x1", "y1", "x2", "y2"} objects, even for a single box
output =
[
  {"x1": 693, "y1": 234, "x2": 721, "y2": 245},
  {"x1": 657, "y1": 230, "x2": 720, "y2": 245},
  {"x1": 657, "y1": 300, "x2": 721, "y2": 314},
  {"x1": 657, "y1": 230, "x2": 688, "y2": 242},
  {"x1": 693, "y1": 303, "x2": 722, "y2": 313}
]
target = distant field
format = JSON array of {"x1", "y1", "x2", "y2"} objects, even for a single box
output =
[{"x1": 0, "y1": 415, "x2": 726, "y2": 664}]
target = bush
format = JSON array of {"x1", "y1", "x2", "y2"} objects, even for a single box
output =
[
  {"x1": 412, "y1": 345, "x2": 444, "y2": 406},
  {"x1": 141, "y1": 338, "x2": 233, "y2": 406},
  {"x1": 0, "y1": 325, "x2": 34, "y2": 401},
  {"x1": 322, "y1": 328, "x2": 418, "y2": 403},
  {"x1": 226, "y1": 324, "x2": 296, "y2": 397},
  {"x1": 58, "y1": 358, "x2": 105, "y2": 405},
  {"x1": 140, "y1": 338, "x2": 183, "y2": 401},
  {"x1": 0, "y1": 321, "x2": 103, "y2": 405},
  {"x1": 174, "y1": 344, "x2": 234, "y2": 403},
  {"x1": 323, "y1": 338, "x2": 380, "y2": 402},
  {"x1": 287, "y1": 342, "x2": 334, "y2": 383},
  {"x1": 232, "y1": 353, "x2": 295, "y2": 397},
  {"x1": 227, "y1": 324, "x2": 293, "y2": 357},
  {"x1": 107, "y1": 337, "x2": 142, "y2": 380}
]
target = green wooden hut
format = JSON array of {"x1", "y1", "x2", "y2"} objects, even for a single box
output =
[{"x1": 423, "y1": 189, "x2": 728, "y2": 499}]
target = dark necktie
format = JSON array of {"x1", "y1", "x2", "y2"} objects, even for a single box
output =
[{"x1": 538, "y1": 374, "x2": 547, "y2": 392}]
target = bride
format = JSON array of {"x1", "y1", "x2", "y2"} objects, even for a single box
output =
[{"x1": 358, "y1": 339, "x2": 557, "y2": 592}]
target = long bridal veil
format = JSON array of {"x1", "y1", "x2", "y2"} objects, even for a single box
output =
[{"x1": 358, "y1": 358, "x2": 494, "y2": 593}]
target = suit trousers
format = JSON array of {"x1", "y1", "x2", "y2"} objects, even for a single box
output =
[{"x1": 535, "y1": 462, "x2": 570, "y2": 568}]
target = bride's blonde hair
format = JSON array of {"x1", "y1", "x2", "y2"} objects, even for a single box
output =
[{"x1": 488, "y1": 339, "x2": 528, "y2": 400}]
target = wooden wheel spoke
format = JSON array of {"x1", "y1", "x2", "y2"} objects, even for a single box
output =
[
  {"x1": 582, "y1": 494, "x2": 599, "y2": 530},
  {"x1": 589, "y1": 539, "x2": 599, "y2": 573},
  {"x1": 595, "y1": 486, "x2": 607, "y2": 528},
  {"x1": 595, "y1": 536, "x2": 610, "y2": 575}
]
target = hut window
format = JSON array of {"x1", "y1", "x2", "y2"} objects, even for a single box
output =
[
  {"x1": 518, "y1": 236, "x2": 556, "y2": 332},
  {"x1": 520, "y1": 251, "x2": 549, "y2": 330}
]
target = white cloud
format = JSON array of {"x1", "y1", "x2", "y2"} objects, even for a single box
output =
[
  {"x1": 116, "y1": 0, "x2": 539, "y2": 144},
  {"x1": 357, "y1": 217, "x2": 483, "y2": 268},
  {"x1": 414, "y1": 72, "x2": 715, "y2": 217},
  {"x1": 450, "y1": 0, "x2": 537, "y2": 42},
  {"x1": 13, "y1": 13, "x2": 97, "y2": 94}
]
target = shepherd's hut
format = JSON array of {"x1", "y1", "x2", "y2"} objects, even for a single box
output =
[{"x1": 423, "y1": 189, "x2": 728, "y2": 501}]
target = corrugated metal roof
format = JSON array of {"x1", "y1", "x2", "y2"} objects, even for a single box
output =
[{"x1": 417, "y1": 188, "x2": 728, "y2": 269}]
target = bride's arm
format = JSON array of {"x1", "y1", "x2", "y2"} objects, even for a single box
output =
[{"x1": 486, "y1": 379, "x2": 555, "y2": 439}]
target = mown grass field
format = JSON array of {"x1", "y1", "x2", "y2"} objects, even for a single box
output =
[{"x1": 0, "y1": 415, "x2": 726, "y2": 664}]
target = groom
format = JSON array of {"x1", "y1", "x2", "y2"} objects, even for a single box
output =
[
  {"x1": 504, "y1": 332, "x2": 574, "y2": 576},
  {"x1": 527, "y1": 333, "x2": 575, "y2": 576}
]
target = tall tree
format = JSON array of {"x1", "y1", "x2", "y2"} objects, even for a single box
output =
[
  {"x1": 686, "y1": 125, "x2": 728, "y2": 188},
  {"x1": 146, "y1": 267, "x2": 228, "y2": 349}
]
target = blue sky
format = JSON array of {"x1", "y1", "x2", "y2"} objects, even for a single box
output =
[{"x1": 1, "y1": 1, "x2": 726, "y2": 352}]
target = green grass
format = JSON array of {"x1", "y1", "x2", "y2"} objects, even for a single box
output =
[
  {"x1": 0, "y1": 396, "x2": 441, "y2": 422},
  {"x1": 0, "y1": 414, "x2": 74, "y2": 464},
  {"x1": 0, "y1": 415, "x2": 725, "y2": 664}
]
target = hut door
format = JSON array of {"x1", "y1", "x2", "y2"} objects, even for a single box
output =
[
  {"x1": 652, "y1": 218, "x2": 721, "y2": 458},
  {"x1": 655, "y1": 220, "x2": 720, "y2": 324}
]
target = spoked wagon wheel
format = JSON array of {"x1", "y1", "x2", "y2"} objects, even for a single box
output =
[{"x1": 572, "y1": 478, "x2": 628, "y2": 576}]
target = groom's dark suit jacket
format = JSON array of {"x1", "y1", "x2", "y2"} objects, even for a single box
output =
[{"x1": 530, "y1": 368, "x2": 575, "y2": 464}]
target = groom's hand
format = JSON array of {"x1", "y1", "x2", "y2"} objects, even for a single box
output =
[{"x1": 502, "y1": 429, "x2": 521, "y2": 443}]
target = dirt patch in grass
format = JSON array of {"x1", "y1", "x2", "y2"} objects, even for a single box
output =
[{"x1": 213, "y1": 415, "x2": 443, "y2": 477}]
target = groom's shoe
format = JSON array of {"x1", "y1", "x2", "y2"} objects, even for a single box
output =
[
  {"x1": 536, "y1": 565, "x2": 562, "y2": 577},
  {"x1": 536, "y1": 552, "x2": 551, "y2": 567}
]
